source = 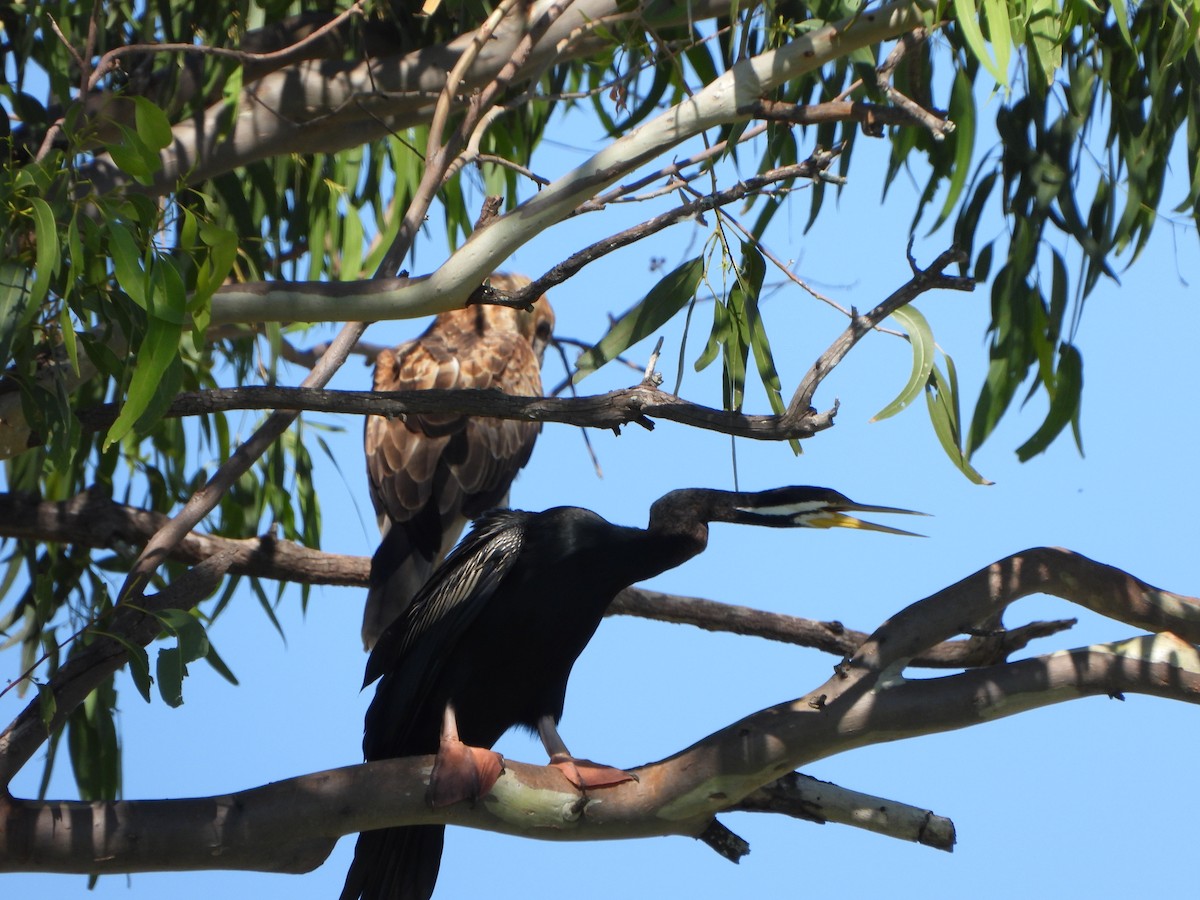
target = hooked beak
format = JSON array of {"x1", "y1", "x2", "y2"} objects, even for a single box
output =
[{"x1": 809, "y1": 502, "x2": 928, "y2": 537}]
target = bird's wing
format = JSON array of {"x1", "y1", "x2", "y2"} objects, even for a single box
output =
[
  {"x1": 361, "y1": 325, "x2": 544, "y2": 648},
  {"x1": 363, "y1": 510, "x2": 528, "y2": 689},
  {"x1": 449, "y1": 330, "x2": 543, "y2": 518},
  {"x1": 365, "y1": 322, "x2": 545, "y2": 529},
  {"x1": 363, "y1": 334, "x2": 462, "y2": 531},
  {"x1": 362, "y1": 511, "x2": 527, "y2": 759}
]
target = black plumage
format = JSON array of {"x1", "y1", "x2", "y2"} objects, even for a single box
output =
[{"x1": 341, "y1": 486, "x2": 922, "y2": 900}]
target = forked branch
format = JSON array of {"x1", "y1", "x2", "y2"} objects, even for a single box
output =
[{"x1": 2, "y1": 590, "x2": 1195, "y2": 874}]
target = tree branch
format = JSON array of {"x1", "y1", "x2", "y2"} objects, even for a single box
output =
[
  {"x1": 79, "y1": 0, "x2": 754, "y2": 198},
  {"x1": 731, "y1": 772, "x2": 956, "y2": 851},
  {"x1": 0, "y1": 551, "x2": 235, "y2": 786},
  {"x1": 789, "y1": 244, "x2": 972, "y2": 416},
  {"x1": 2, "y1": 632, "x2": 1194, "y2": 874},
  {"x1": 198, "y1": 0, "x2": 935, "y2": 325},
  {"x1": 0, "y1": 492, "x2": 1075, "y2": 671},
  {"x1": 71, "y1": 382, "x2": 837, "y2": 442}
]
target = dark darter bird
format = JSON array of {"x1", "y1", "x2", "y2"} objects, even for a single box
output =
[{"x1": 341, "y1": 485, "x2": 924, "y2": 900}]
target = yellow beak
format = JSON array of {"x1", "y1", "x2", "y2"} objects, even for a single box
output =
[{"x1": 809, "y1": 503, "x2": 928, "y2": 537}]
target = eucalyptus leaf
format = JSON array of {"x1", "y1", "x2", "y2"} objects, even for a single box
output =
[
  {"x1": 1016, "y1": 343, "x2": 1084, "y2": 461},
  {"x1": 574, "y1": 257, "x2": 705, "y2": 383},
  {"x1": 872, "y1": 304, "x2": 936, "y2": 421}
]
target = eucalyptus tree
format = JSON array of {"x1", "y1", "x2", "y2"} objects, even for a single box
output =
[{"x1": 1, "y1": 0, "x2": 1197, "y2": 890}]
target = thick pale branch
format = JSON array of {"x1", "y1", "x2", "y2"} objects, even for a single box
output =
[
  {"x1": 2, "y1": 634, "x2": 1194, "y2": 874},
  {"x1": 81, "y1": 0, "x2": 751, "y2": 198},
  {"x1": 202, "y1": 0, "x2": 935, "y2": 325},
  {"x1": 849, "y1": 546, "x2": 1200, "y2": 675}
]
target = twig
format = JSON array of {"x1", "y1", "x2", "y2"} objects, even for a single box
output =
[
  {"x1": 746, "y1": 97, "x2": 952, "y2": 139},
  {"x1": 788, "y1": 244, "x2": 972, "y2": 416},
  {"x1": 507, "y1": 158, "x2": 840, "y2": 307}
]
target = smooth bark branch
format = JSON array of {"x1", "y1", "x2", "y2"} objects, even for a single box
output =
[
  {"x1": 732, "y1": 772, "x2": 957, "y2": 851},
  {"x1": 1, "y1": 634, "x2": 1194, "y2": 875},
  {"x1": 80, "y1": 0, "x2": 752, "y2": 198},
  {"x1": 201, "y1": 0, "x2": 935, "y2": 325}
]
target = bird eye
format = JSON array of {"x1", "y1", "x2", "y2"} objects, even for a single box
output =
[{"x1": 536, "y1": 320, "x2": 553, "y2": 338}]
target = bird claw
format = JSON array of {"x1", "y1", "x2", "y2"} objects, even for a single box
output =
[
  {"x1": 427, "y1": 737, "x2": 505, "y2": 808},
  {"x1": 549, "y1": 752, "x2": 638, "y2": 790}
]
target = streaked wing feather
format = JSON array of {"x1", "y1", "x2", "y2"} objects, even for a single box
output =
[{"x1": 364, "y1": 510, "x2": 527, "y2": 688}]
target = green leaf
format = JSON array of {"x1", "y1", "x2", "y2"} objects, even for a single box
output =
[
  {"x1": 109, "y1": 222, "x2": 148, "y2": 309},
  {"x1": 109, "y1": 124, "x2": 161, "y2": 185},
  {"x1": 204, "y1": 641, "x2": 239, "y2": 686},
  {"x1": 731, "y1": 242, "x2": 784, "y2": 412},
  {"x1": 573, "y1": 257, "x2": 705, "y2": 382},
  {"x1": 340, "y1": 208, "x2": 365, "y2": 281},
  {"x1": 1026, "y1": 0, "x2": 1063, "y2": 86},
  {"x1": 1109, "y1": 0, "x2": 1134, "y2": 48},
  {"x1": 104, "y1": 317, "x2": 182, "y2": 449},
  {"x1": 29, "y1": 197, "x2": 59, "y2": 308},
  {"x1": 925, "y1": 360, "x2": 993, "y2": 484},
  {"x1": 92, "y1": 629, "x2": 154, "y2": 703},
  {"x1": 132, "y1": 96, "x2": 173, "y2": 151},
  {"x1": 953, "y1": 0, "x2": 1006, "y2": 85},
  {"x1": 58, "y1": 306, "x2": 79, "y2": 375},
  {"x1": 872, "y1": 304, "x2": 936, "y2": 421},
  {"x1": 156, "y1": 647, "x2": 186, "y2": 707},
  {"x1": 1016, "y1": 342, "x2": 1083, "y2": 461},
  {"x1": 982, "y1": 0, "x2": 1013, "y2": 82},
  {"x1": 150, "y1": 255, "x2": 188, "y2": 325},
  {"x1": 932, "y1": 70, "x2": 976, "y2": 231},
  {"x1": 37, "y1": 682, "x2": 57, "y2": 727},
  {"x1": 0, "y1": 264, "x2": 34, "y2": 368},
  {"x1": 695, "y1": 295, "x2": 730, "y2": 373}
]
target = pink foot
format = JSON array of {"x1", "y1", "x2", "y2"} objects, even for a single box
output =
[
  {"x1": 549, "y1": 752, "x2": 638, "y2": 790},
  {"x1": 427, "y1": 737, "x2": 504, "y2": 808}
]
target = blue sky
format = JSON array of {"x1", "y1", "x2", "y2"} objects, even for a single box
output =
[{"x1": 5, "y1": 58, "x2": 1200, "y2": 900}]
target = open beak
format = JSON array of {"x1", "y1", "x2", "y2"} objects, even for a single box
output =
[{"x1": 814, "y1": 502, "x2": 928, "y2": 537}]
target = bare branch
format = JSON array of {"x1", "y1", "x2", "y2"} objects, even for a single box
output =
[
  {"x1": 733, "y1": 772, "x2": 956, "y2": 851},
  {"x1": 72, "y1": 382, "x2": 837, "y2": 442},
  {"x1": 0, "y1": 490, "x2": 367, "y2": 588},
  {"x1": 789, "y1": 245, "x2": 973, "y2": 416},
  {"x1": 608, "y1": 587, "x2": 1076, "y2": 668},
  {"x1": 747, "y1": 97, "x2": 953, "y2": 140},
  {"x1": 509, "y1": 158, "x2": 839, "y2": 306}
]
